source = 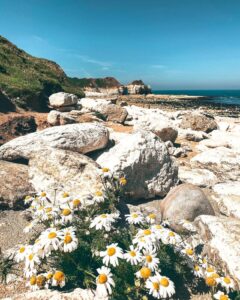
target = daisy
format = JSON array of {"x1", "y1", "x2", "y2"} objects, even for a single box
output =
[
  {"x1": 24, "y1": 195, "x2": 34, "y2": 205},
  {"x1": 124, "y1": 245, "x2": 142, "y2": 265},
  {"x1": 100, "y1": 243, "x2": 123, "y2": 267},
  {"x1": 205, "y1": 266, "x2": 216, "y2": 277},
  {"x1": 93, "y1": 191, "x2": 105, "y2": 203},
  {"x1": 15, "y1": 245, "x2": 28, "y2": 262},
  {"x1": 151, "y1": 224, "x2": 165, "y2": 239},
  {"x1": 136, "y1": 267, "x2": 152, "y2": 280},
  {"x1": 100, "y1": 167, "x2": 112, "y2": 178},
  {"x1": 60, "y1": 227, "x2": 78, "y2": 253},
  {"x1": 90, "y1": 213, "x2": 119, "y2": 231},
  {"x1": 146, "y1": 213, "x2": 157, "y2": 224},
  {"x1": 193, "y1": 265, "x2": 204, "y2": 278},
  {"x1": 52, "y1": 270, "x2": 66, "y2": 288},
  {"x1": 24, "y1": 252, "x2": 40, "y2": 277},
  {"x1": 133, "y1": 236, "x2": 155, "y2": 251},
  {"x1": 155, "y1": 273, "x2": 175, "y2": 298},
  {"x1": 70, "y1": 198, "x2": 82, "y2": 210},
  {"x1": 217, "y1": 276, "x2": 234, "y2": 292},
  {"x1": 135, "y1": 228, "x2": 158, "y2": 245},
  {"x1": 205, "y1": 276, "x2": 217, "y2": 287},
  {"x1": 27, "y1": 275, "x2": 38, "y2": 291},
  {"x1": 60, "y1": 207, "x2": 73, "y2": 224},
  {"x1": 59, "y1": 192, "x2": 71, "y2": 204},
  {"x1": 125, "y1": 212, "x2": 144, "y2": 225},
  {"x1": 214, "y1": 291, "x2": 231, "y2": 300},
  {"x1": 181, "y1": 245, "x2": 195, "y2": 260},
  {"x1": 178, "y1": 219, "x2": 197, "y2": 232},
  {"x1": 96, "y1": 266, "x2": 115, "y2": 297},
  {"x1": 39, "y1": 228, "x2": 61, "y2": 254},
  {"x1": 162, "y1": 230, "x2": 182, "y2": 245},
  {"x1": 142, "y1": 249, "x2": 160, "y2": 271},
  {"x1": 119, "y1": 177, "x2": 127, "y2": 186},
  {"x1": 146, "y1": 275, "x2": 162, "y2": 299}
]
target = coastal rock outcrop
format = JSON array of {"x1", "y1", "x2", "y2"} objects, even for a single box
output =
[
  {"x1": 0, "y1": 123, "x2": 109, "y2": 161},
  {"x1": 195, "y1": 215, "x2": 240, "y2": 288},
  {"x1": 180, "y1": 113, "x2": 218, "y2": 133},
  {"x1": 96, "y1": 130, "x2": 178, "y2": 200},
  {"x1": 29, "y1": 148, "x2": 103, "y2": 199},
  {"x1": 126, "y1": 80, "x2": 151, "y2": 95},
  {"x1": 49, "y1": 92, "x2": 78, "y2": 109},
  {"x1": 160, "y1": 184, "x2": 215, "y2": 230},
  {"x1": 0, "y1": 160, "x2": 33, "y2": 209}
]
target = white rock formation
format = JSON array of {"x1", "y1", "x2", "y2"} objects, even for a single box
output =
[
  {"x1": 49, "y1": 92, "x2": 78, "y2": 108},
  {"x1": 0, "y1": 123, "x2": 109, "y2": 161},
  {"x1": 96, "y1": 130, "x2": 178, "y2": 200}
]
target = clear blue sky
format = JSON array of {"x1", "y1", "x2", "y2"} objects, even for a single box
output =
[{"x1": 1, "y1": 0, "x2": 240, "y2": 89}]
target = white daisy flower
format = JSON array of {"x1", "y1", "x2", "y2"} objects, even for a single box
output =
[
  {"x1": 24, "y1": 252, "x2": 40, "y2": 277},
  {"x1": 100, "y1": 243, "x2": 123, "y2": 267},
  {"x1": 146, "y1": 275, "x2": 162, "y2": 299},
  {"x1": 161, "y1": 230, "x2": 182, "y2": 245},
  {"x1": 90, "y1": 213, "x2": 119, "y2": 232},
  {"x1": 125, "y1": 212, "x2": 144, "y2": 225},
  {"x1": 60, "y1": 227, "x2": 78, "y2": 253},
  {"x1": 198, "y1": 255, "x2": 208, "y2": 268},
  {"x1": 135, "y1": 228, "x2": 158, "y2": 245},
  {"x1": 39, "y1": 228, "x2": 61, "y2": 254},
  {"x1": 96, "y1": 266, "x2": 115, "y2": 297},
  {"x1": 59, "y1": 192, "x2": 72, "y2": 204},
  {"x1": 27, "y1": 275, "x2": 38, "y2": 291},
  {"x1": 178, "y1": 219, "x2": 197, "y2": 232},
  {"x1": 60, "y1": 207, "x2": 73, "y2": 224},
  {"x1": 136, "y1": 267, "x2": 152, "y2": 280},
  {"x1": 93, "y1": 191, "x2": 105, "y2": 203},
  {"x1": 24, "y1": 220, "x2": 38, "y2": 233},
  {"x1": 205, "y1": 266, "x2": 216, "y2": 277},
  {"x1": 151, "y1": 224, "x2": 165, "y2": 239},
  {"x1": 193, "y1": 265, "x2": 204, "y2": 278},
  {"x1": 214, "y1": 291, "x2": 231, "y2": 300},
  {"x1": 142, "y1": 249, "x2": 160, "y2": 271},
  {"x1": 146, "y1": 213, "x2": 157, "y2": 224},
  {"x1": 181, "y1": 245, "x2": 195, "y2": 260},
  {"x1": 217, "y1": 276, "x2": 234, "y2": 292},
  {"x1": 52, "y1": 270, "x2": 66, "y2": 288},
  {"x1": 132, "y1": 236, "x2": 155, "y2": 251},
  {"x1": 124, "y1": 245, "x2": 142, "y2": 265},
  {"x1": 100, "y1": 167, "x2": 112, "y2": 178},
  {"x1": 15, "y1": 245, "x2": 28, "y2": 262},
  {"x1": 69, "y1": 198, "x2": 82, "y2": 210},
  {"x1": 154, "y1": 272, "x2": 175, "y2": 298},
  {"x1": 24, "y1": 195, "x2": 34, "y2": 205}
]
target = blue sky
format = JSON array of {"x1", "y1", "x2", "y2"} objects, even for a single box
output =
[{"x1": 1, "y1": 0, "x2": 240, "y2": 89}]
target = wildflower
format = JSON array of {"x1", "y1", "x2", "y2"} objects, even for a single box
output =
[
  {"x1": 60, "y1": 207, "x2": 73, "y2": 224},
  {"x1": 59, "y1": 227, "x2": 78, "y2": 253},
  {"x1": 93, "y1": 191, "x2": 105, "y2": 203},
  {"x1": 146, "y1": 213, "x2": 157, "y2": 224},
  {"x1": 119, "y1": 177, "x2": 127, "y2": 186},
  {"x1": 24, "y1": 195, "x2": 34, "y2": 205},
  {"x1": 217, "y1": 276, "x2": 234, "y2": 292},
  {"x1": 124, "y1": 245, "x2": 142, "y2": 265},
  {"x1": 162, "y1": 230, "x2": 182, "y2": 245},
  {"x1": 142, "y1": 249, "x2": 160, "y2": 271},
  {"x1": 36, "y1": 274, "x2": 47, "y2": 289},
  {"x1": 205, "y1": 266, "x2": 216, "y2": 277},
  {"x1": 146, "y1": 275, "x2": 162, "y2": 299},
  {"x1": 214, "y1": 291, "x2": 231, "y2": 300},
  {"x1": 125, "y1": 212, "x2": 144, "y2": 225},
  {"x1": 24, "y1": 251, "x2": 40, "y2": 277},
  {"x1": 133, "y1": 236, "x2": 155, "y2": 251},
  {"x1": 181, "y1": 245, "x2": 195, "y2": 259},
  {"x1": 52, "y1": 270, "x2": 66, "y2": 288},
  {"x1": 15, "y1": 245, "x2": 28, "y2": 262},
  {"x1": 154, "y1": 272, "x2": 175, "y2": 298},
  {"x1": 100, "y1": 243, "x2": 123, "y2": 267},
  {"x1": 178, "y1": 219, "x2": 197, "y2": 232},
  {"x1": 136, "y1": 267, "x2": 152, "y2": 280},
  {"x1": 205, "y1": 276, "x2": 217, "y2": 287},
  {"x1": 96, "y1": 266, "x2": 115, "y2": 297},
  {"x1": 90, "y1": 213, "x2": 119, "y2": 231},
  {"x1": 193, "y1": 265, "x2": 204, "y2": 278},
  {"x1": 39, "y1": 228, "x2": 61, "y2": 254},
  {"x1": 27, "y1": 275, "x2": 38, "y2": 291},
  {"x1": 70, "y1": 198, "x2": 82, "y2": 210},
  {"x1": 135, "y1": 228, "x2": 157, "y2": 245}
]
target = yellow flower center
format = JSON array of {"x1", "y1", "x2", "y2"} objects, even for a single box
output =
[
  {"x1": 211, "y1": 273, "x2": 220, "y2": 279},
  {"x1": 46, "y1": 273, "x2": 53, "y2": 280},
  {"x1": 19, "y1": 246, "x2": 25, "y2": 253},
  {"x1": 95, "y1": 191, "x2": 103, "y2": 197},
  {"x1": 45, "y1": 207, "x2": 52, "y2": 213},
  {"x1": 98, "y1": 274, "x2": 108, "y2": 284},
  {"x1": 62, "y1": 208, "x2": 71, "y2": 216},
  {"x1": 206, "y1": 267, "x2": 214, "y2": 273},
  {"x1": 102, "y1": 168, "x2": 110, "y2": 173},
  {"x1": 28, "y1": 254, "x2": 34, "y2": 261},
  {"x1": 101, "y1": 214, "x2": 107, "y2": 218},
  {"x1": 220, "y1": 295, "x2": 229, "y2": 300},
  {"x1": 36, "y1": 275, "x2": 46, "y2": 287},
  {"x1": 48, "y1": 232, "x2": 57, "y2": 239},
  {"x1": 30, "y1": 276, "x2": 36, "y2": 285},
  {"x1": 140, "y1": 267, "x2": 151, "y2": 279},
  {"x1": 132, "y1": 213, "x2": 139, "y2": 218},
  {"x1": 25, "y1": 195, "x2": 31, "y2": 200},
  {"x1": 143, "y1": 229, "x2": 151, "y2": 235},
  {"x1": 107, "y1": 247, "x2": 116, "y2": 256},
  {"x1": 41, "y1": 192, "x2": 46, "y2": 197},
  {"x1": 146, "y1": 255, "x2": 153, "y2": 263},
  {"x1": 186, "y1": 248, "x2": 194, "y2": 256},
  {"x1": 119, "y1": 177, "x2": 127, "y2": 185},
  {"x1": 64, "y1": 235, "x2": 72, "y2": 244},
  {"x1": 194, "y1": 265, "x2": 200, "y2": 271},
  {"x1": 205, "y1": 277, "x2": 217, "y2": 287},
  {"x1": 169, "y1": 231, "x2": 175, "y2": 237},
  {"x1": 73, "y1": 199, "x2": 81, "y2": 207},
  {"x1": 148, "y1": 213, "x2": 156, "y2": 219},
  {"x1": 129, "y1": 251, "x2": 136, "y2": 257},
  {"x1": 53, "y1": 271, "x2": 65, "y2": 282},
  {"x1": 160, "y1": 277, "x2": 169, "y2": 287},
  {"x1": 155, "y1": 225, "x2": 162, "y2": 229},
  {"x1": 62, "y1": 192, "x2": 69, "y2": 198},
  {"x1": 223, "y1": 277, "x2": 231, "y2": 284},
  {"x1": 152, "y1": 282, "x2": 160, "y2": 290}
]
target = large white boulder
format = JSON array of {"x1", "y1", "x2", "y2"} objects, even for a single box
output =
[
  {"x1": 49, "y1": 92, "x2": 78, "y2": 108},
  {"x1": 96, "y1": 130, "x2": 178, "y2": 200},
  {"x1": 0, "y1": 123, "x2": 109, "y2": 161},
  {"x1": 29, "y1": 148, "x2": 103, "y2": 199},
  {"x1": 195, "y1": 215, "x2": 240, "y2": 288}
]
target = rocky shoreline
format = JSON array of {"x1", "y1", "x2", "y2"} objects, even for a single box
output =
[{"x1": 0, "y1": 92, "x2": 240, "y2": 299}]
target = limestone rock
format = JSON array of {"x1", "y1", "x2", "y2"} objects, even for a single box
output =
[
  {"x1": 178, "y1": 166, "x2": 218, "y2": 187},
  {"x1": 0, "y1": 123, "x2": 109, "y2": 161},
  {"x1": 49, "y1": 92, "x2": 78, "y2": 108},
  {"x1": 160, "y1": 184, "x2": 215, "y2": 230},
  {"x1": 29, "y1": 148, "x2": 103, "y2": 199},
  {"x1": 178, "y1": 129, "x2": 208, "y2": 142},
  {"x1": 97, "y1": 130, "x2": 178, "y2": 200},
  {"x1": 47, "y1": 110, "x2": 61, "y2": 126},
  {"x1": 0, "y1": 160, "x2": 34, "y2": 209},
  {"x1": 180, "y1": 113, "x2": 218, "y2": 133},
  {"x1": 195, "y1": 215, "x2": 240, "y2": 288},
  {"x1": 191, "y1": 147, "x2": 240, "y2": 181},
  {"x1": 126, "y1": 80, "x2": 151, "y2": 94}
]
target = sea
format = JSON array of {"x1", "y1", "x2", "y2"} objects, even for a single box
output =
[{"x1": 153, "y1": 90, "x2": 240, "y2": 107}]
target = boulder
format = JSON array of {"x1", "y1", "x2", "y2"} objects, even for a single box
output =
[
  {"x1": 0, "y1": 115, "x2": 37, "y2": 145},
  {"x1": 191, "y1": 147, "x2": 240, "y2": 181},
  {"x1": 195, "y1": 215, "x2": 240, "y2": 288},
  {"x1": 180, "y1": 113, "x2": 218, "y2": 133},
  {"x1": 29, "y1": 148, "x2": 103, "y2": 199},
  {"x1": 47, "y1": 110, "x2": 60, "y2": 126},
  {"x1": 160, "y1": 184, "x2": 215, "y2": 230},
  {"x1": 96, "y1": 130, "x2": 178, "y2": 200},
  {"x1": 49, "y1": 92, "x2": 78, "y2": 108},
  {"x1": 0, "y1": 160, "x2": 34, "y2": 209},
  {"x1": 178, "y1": 129, "x2": 208, "y2": 142},
  {"x1": 0, "y1": 123, "x2": 109, "y2": 161},
  {"x1": 126, "y1": 80, "x2": 151, "y2": 95},
  {"x1": 178, "y1": 166, "x2": 218, "y2": 187},
  {"x1": 80, "y1": 98, "x2": 128, "y2": 123}
]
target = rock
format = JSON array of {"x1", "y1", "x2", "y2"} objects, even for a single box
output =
[
  {"x1": 0, "y1": 160, "x2": 34, "y2": 209},
  {"x1": 97, "y1": 130, "x2": 178, "y2": 200},
  {"x1": 126, "y1": 80, "x2": 151, "y2": 94},
  {"x1": 29, "y1": 148, "x2": 103, "y2": 199},
  {"x1": 160, "y1": 184, "x2": 215, "y2": 230},
  {"x1": 178, "y1": 166, "x2": 218, "y2": 187},
  {"x1": 3, "y1": 288, "x2": 98, "y2": 300},
  {"x1": 80, "y1": 98, "x2": 128, "y2": 123},
  {"x1": 180, "y1": 113, "x2": 218, "y2": 133},
  {"x1": 212, "y1": 182, "x2": 240, "y2": 219},
  {"x1": 191, "y1": 147, "x2": 240, "y2": 181},
  {"x1": 195, "y1": 215, "x2": 240, "y2": 288},
  {"x1": 0, "y1": 116, "x2": 37, "y2": 145},
  {"x1": 49, "y1": 92, "x2": 78, "y2": 108},
  {"x1": 178, "y1": 129, "x2": 208, "y2": 142},
  {"x1": 0, "y1": 123, "x2": 109, "y2": 161},
  {"x1": 168, "y1": 147, "x2": 187, "y2": 158},
  {"x1": 59, "y1": 114, "x2": 76, "y2": 125},
  {"x1": 47, "y1": 110, "x2": 61, "y2": 125}
]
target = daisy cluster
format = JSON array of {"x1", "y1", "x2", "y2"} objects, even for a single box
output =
[{"x1": 12, "y1": 169, "x2": 236, "y2": 299}]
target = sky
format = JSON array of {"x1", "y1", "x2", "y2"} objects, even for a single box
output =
[{"x1": 0, "y1": 0, "x2": 240, "y2": 90}]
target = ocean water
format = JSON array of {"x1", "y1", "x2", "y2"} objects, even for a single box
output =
[{"x1": 153, "y1": 90, "x2": 240, "y2": 106}]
